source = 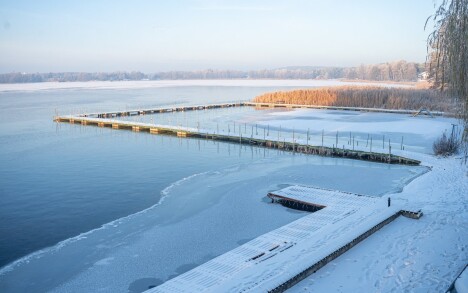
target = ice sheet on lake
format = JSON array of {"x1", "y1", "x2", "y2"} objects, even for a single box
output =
[{"x1": 0, "y1": 155, "x2": 426, "y2": 293}]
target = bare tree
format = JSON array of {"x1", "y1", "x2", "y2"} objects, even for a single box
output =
[{"x1": 426, "y1": 0, "x2": 467, "y2": 144}]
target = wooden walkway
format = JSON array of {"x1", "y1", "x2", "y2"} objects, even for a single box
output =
[
  {"x1": 79, "y1": 102, "x2": 446, "y2": 118},
  {"x1": 147, "y1": 185, "x2": 421, "y2": 293},
  {"x1": 85, "y1": 103, "x2": 245, "y2": 118},
  {"x1": 54, "y1": 104, "x2": 421, "y2": 166}
]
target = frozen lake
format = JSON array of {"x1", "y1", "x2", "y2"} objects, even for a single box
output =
[{"x1": 0, "y1": 80, "x2": 441, "y2": 292}]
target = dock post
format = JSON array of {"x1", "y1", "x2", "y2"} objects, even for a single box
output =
[{"x1": 321, "y1": 130, "x2": 324, "y2": 147}]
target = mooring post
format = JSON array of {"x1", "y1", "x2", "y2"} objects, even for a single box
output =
[
  {"x1": 383, "y1": 135, "x2": 385, "y2": 149},
  {"x1": 370, "y1": 136, "x2": 373, "y2": 152},
  {"x1": 349, "y1": 132, "x2": 351, "y2": 145},
  {"x1": 267, "y1": 125, "x2": 270, "y2": 136},
  {"x1": 292, "y1": 128, "x2": 295, "y2": 151},
  {"x1": 277, "y1": 128, "x2": 280, "y2": 147},
  {"x1": 352, "y1": 136, "x2": 355, "y2": 150},
  {"x1": 321, "y1": 129, "x2": 324, "y2": 147},
  {"x1": 401, "y1": 136, "x2": 404, "y2": 150},
  {"x1": 307, "y1": 128, "x2": 310, "y2": 145},
  {"x1": 256, "y1": 124, "x2": 258, "y2": 135},
  {"x1": 388, "y1": 144, "x2": 392, "y2": 163}
]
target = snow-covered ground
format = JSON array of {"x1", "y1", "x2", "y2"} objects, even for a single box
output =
[{"x1": 287, "y1": 151, "x2": 467, "y2": 292}]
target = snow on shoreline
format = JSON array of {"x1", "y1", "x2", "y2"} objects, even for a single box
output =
[
  {"x1": 0, "y1": 79, "x2": 412, "y2": 92},
  {"x1": 147, "y1": 151, "x2": 467, "y2": 293},
  {"x1": 288, "y1": 152, "x2": 467, "y2": 292}
]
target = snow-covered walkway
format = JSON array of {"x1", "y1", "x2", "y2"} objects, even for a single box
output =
[{"x1": 148, "y1": 186, "x2": 411, "y2": 292}]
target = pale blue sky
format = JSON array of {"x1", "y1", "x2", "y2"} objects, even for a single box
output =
[{"x1": 0, "y1": 0, "x2": 439, "y2": 73}]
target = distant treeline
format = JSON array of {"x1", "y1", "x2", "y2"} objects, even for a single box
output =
[
  {"x1": 253, "y1": 86, "x2": 456, "y2": 113},
  {"x1": 0, "y1": 60, "x2": 425, "y2": 83}
]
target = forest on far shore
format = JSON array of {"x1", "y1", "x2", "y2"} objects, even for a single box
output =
[
  {"x1": 253, "y1": 86, "x2": 456, "y2": 113},
  {"x1": 0, "y1": 60, "x2": 424, "y2": 83}
]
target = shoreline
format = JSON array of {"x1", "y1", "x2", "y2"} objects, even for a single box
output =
[{"x1": 0, "y1": 79, "x2": 413, "y2": 92}]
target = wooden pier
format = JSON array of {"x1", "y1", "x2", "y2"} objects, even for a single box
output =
[
  {"x1": 73, "y1": 102, "x2": 446, "y2": 119},
  {"x1": 54, "y1": 114, "x2": 420, "y2": 166},
  {"x1": 84, "y1": 102, "x2": 245, "y2": 118},
  {"x1": 148, "y1": 185, "x2": 422, "y2": 293},
  {"x1": 54, "y1": 102, "x2": 422, "y2": 165}
]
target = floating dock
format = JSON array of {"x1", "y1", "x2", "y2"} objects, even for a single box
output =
[{"x1": 147, "y1": 185, "x2": 422, "y2": 293}]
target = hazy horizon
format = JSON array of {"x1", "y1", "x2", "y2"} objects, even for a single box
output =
[{"x1": 1, "y1": 0, "x2": 438, "y2": 73}]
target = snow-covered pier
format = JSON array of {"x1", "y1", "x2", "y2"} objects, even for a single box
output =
[
  {"x1": 54, "y1": 103, "x2": 421, "y2": 165},
  {"x1": 85, "y1": 102, "x2": 245, "y2": 118},
  {"x1": 61, "y1": 102, "x2": 447, "y2": 119},
  {"x1": 147, "y1": 185, "x2": 421, "y2": 292}
]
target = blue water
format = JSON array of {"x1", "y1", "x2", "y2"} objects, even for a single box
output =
[
  {"x1": 0, "y1": 83, "x2": 428, "y2": 292},
  {"x1": 0, "y1": 85, "x2": 300, "y2": 268}
]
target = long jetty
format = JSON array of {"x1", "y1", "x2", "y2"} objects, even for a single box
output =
[
  {"x1": 54, "y1": 102, "x2": 421, "y2": 166},
  {"x1": 78, "y1": 102, "x2": 445, "y2": 118}
]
